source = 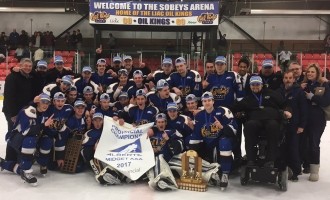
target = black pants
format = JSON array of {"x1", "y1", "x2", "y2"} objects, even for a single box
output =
[
  {"x1": 305, "y1": 107, "x2": 326, "y2": 164},
  {"x1": 5, "y1": 114, "x2": 14, "y2": 133},
  {"x1": 233, "y1": 118, "x2": 243, "y2": 160},
  {"x1": 286, "y1": 124, "x2": 302, "y2": 175},
  {"x1": 244, "y1": 119, "x2": 280, "y2": 162}
]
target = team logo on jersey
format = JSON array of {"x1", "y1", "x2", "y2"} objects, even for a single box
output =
[
  {"x1": 211, "y1": 86, "x2": 229, "y2": 100},
  {"x1": 110, "y1": 139, "x2": 142, "y2": 154},
  {"x1": 150, "y1": 135, "x2": 167, "y2": 152},
  {"x1": 50, "y1": 119, "x2": 66, "y2": 131},
  {"x1": 179, "y1": 86, "x2": 191, "y2": 96},
  {"x1": 201, "y1": 123, "x2": 221, "y2": 138}
]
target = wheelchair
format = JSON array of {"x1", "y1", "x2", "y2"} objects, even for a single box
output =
[{"x1": 239, "y1": 119, "x2": 288, "y2": 191}]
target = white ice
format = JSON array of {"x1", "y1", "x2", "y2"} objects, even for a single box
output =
[{"x1": 0, "y1": 100, "x2": 329, "y2": 200}]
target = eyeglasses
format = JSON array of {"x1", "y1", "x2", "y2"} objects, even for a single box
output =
[{"x1": 291, "y1": 68, "x2": 301, "y2": 71}]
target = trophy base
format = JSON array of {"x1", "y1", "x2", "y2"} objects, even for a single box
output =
[{"x1": 176, "y1": 179, "x2": 207, "y2": 192}]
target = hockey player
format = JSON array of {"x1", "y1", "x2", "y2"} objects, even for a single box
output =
[
  {"x1": 94, "y1": 93, "x2": 116, "y2": 117},
  {"x1": 147, "y1": 79, "x2": 181, "y2": 113},
  {"x1": 167, "y1": 57, "x2": 202, "y2": 104},
  {"x1": 166, "y1": 102, "x2": 193, "y2": 148},
  {"x1": 91, "y1": 58, "x2": 117, "y2": 92},
  {"x1": 107, "y1": 69, "x2": 133, "y2": 101},
  {"x1": 38, "y1": 92, "x2": 74, "y2": 173},
  {"x1": 82, "y1": 112, "x2": 104, "y2": 164},
  {"x1": 74, "y1": 66, "x2": 99, "y2": 97},
  {"x1": 65, "y1": 85, "x2": 78, "y2": 106},
  {"x1": 1, "y1": 93, "x2": 53, "y2": 186},
  {"x1": 119, "y1": 89, "x2": 158, "y2": 125},
  {"x1": 151, "y1": 57, "x2": 174, "y2": 84},
  {"x1": 43, "y1": 75, "x2": 73, "y2": 98},
  {"x1": 203, "y1": 56, "x2": 238, "y2": 108},
  {"x1": 189, "y1": 92, "x2": 237, "y2": 190},
  {"x1": 182, "y1": 94, "x2": 201, "y2": 121},
  {"x1": 127, "y1": 70, "x2": 148, "y2": 98},
  {"x1": 65, "y1": 99, "x2": 92, "y2": 172},
  {"x1": 146, "y1": 113, "x2": 184, "y2": 190},
  {"x1": 82, "y1": 86, "x2": 95, "y2": 111}
]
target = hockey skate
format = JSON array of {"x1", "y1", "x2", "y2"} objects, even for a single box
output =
[
  {"x1": 219, "y1": 173, "x2": 228, "y2": 191},
  {"x1": 40, "y1": 166, "x2": 47, "y2": 176},
  {"x1": 21, "y1": 169, "x2": 37, "y2": 186}
]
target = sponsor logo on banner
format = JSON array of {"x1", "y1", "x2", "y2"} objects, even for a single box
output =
[
  {"x1": 90, "y1": 11, "x2": 110, "y2": 23},
  {"x1": 94, "y1": 116, "x2": 155, "y2": 180},
  {"x1": 197, "y1": 13, "x2": 217, "y2": 24}
]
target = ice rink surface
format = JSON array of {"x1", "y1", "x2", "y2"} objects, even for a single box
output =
[{"x1": 0, "y1": 101, "x2": 329, "y2": 200}]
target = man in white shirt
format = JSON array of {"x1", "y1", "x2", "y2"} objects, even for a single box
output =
[{"x1": 278, "y1": 50, "x2": 292, "y2": 72}]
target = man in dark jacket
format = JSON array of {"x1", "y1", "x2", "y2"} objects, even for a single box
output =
[
  {"x1": 277, "y1": 71, "x2": 308, "y2": 181},
  {"x1": 3, "y1": 58, "x2": 37, "y2": 132},
  {"x1": 45, "y1": 55, "x2": 73, "y2": 84},
  {"x1": 259, "y1": 59, "x2": 282, "y2": 90},
  {"x1": 232, "y1": 76, "x2": 291, "y2": 168}
]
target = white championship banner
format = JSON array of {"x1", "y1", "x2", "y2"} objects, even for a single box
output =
[{"x1": 94, "y1": 116, "x2": 155, "y2": 180}]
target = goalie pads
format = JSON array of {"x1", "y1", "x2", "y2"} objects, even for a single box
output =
[
  {"x1": 168, "y1": 153, "x2": 221, "y2": 186},
  {"x1": 147, "y1": 155, "x2": 178, "y2": 191},
  {"x1": 95, "y1": 165, "x2": 122, "y2": 186}
]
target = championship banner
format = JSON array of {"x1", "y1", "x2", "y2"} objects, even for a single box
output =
[
  {"x1": 94, "y1": 116, "x2": 155, "y2": 180},
  {"x1": 89, "y1": 1, "x2": 219, "y2": 26}
]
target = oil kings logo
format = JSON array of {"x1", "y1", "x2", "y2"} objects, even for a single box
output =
[
  {"x1": 197, "y1": 13, "x2": 217, "y2": 24},
  {"x1": 90, "y1": 11, "x2": 110, "y2": 23}
]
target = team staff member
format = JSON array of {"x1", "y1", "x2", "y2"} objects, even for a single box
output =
[
  {"x1": 231, "y1": 76, "x2": 291, "y2": 168},
  {"x1": 301, "y1": 64, "x2": 330, "y2": 182},
  {"x1": 259, "y1": 59, "x2": 282, "y2": 90},
  {"x1": 277, "y1": 71, "x2": 308, "y2": 181},
  {"x1": 3, "y1": 58, "x2": 37, "y2": 133}
]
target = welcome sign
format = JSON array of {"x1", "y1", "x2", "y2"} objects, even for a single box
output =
[
  {"x1": 89, "y1": 1, "x2": 219, "y2": 26},
  {"x1": 94, "y1": 116, "x2": 155, "y2": 180}
]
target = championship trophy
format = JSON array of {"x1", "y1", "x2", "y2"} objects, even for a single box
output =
[
  {"x1": 176, "y1": 150, "x2": 207, "y2": 192},
  {"x1": 61, "y1": 131, "x2": 85, "y2": 173}
]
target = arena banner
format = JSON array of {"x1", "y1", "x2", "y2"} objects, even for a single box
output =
[
  {"x1": 89, "y1": 1, "x2": 219, "y2": 26},
  {"x1": 94, "y1": 116, "x2": 155, "y2": 180}
]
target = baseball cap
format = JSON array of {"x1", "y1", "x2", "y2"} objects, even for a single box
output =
[
  {"x1": 61, "y1": 75, "x2": 73, "y2": 85},
  {"x1": 167, "y1": 102, "x2": 178, "y2": 111},
  {"x1": 185, "y1": 94, "x2": 197, "y2": 103},
  {"x1": 82, "y1": 66, "x2": 92, "y2": 73},
  {"x1": 156, "y1": 113, "x2": 167, "y2": 121},
  {"x1": 97, "y1": 58, "x2": 106, "y2": 65},
  {"x1": 113, "y1": 56, "x2": 122, "y2": 63},
  {"x1": 201, "y1": 92, "x2": 214, "y2": 100},
  {"x1": 118, "y1": 69, "x2": 128, "y2": 76},
  {"x1": 53, "y1": 92, "x2": 66, "y2": 100},
  {"x1": 215, "y1": 56, "x2": 227, "y2": 64},
  {"x1": 39, "y1": 93, "x2": 51, "y2": 103},
  {"x1": 68, "y1": 85, "x2": 77, "y2": 92},
  {"x1": 156, "y1": 79, "x2": 169, "y2": 90},
  {"x1": 74, "y1": 100, "x2": 86, "y2": 107},
  {"x1": 83, "y1": 86, "x2": 94, "y2": 94},
  {"x1": 100, "y1": 93, "x2": 110, "y2": 101},
  {"x1": 54, "y1": 56, "x2": 64, "y2": 64},
  {"x1": 123, "y1": 55, "x2": 132, "y2": 61},
  {"x1": 93, "y1": 112, "x2": 104, "y2": 120},
  {"x1": 119, "y1": 91, "x2": 129, "y2": 99},
  {"x1": 37, "y1": 60, "x2": 47, "y2": 68},
  {"x1": 136, "y1": 89, "x2": 146, "y2": 97},
  {"x1": 262, "y1": 59, "x2": 273, "y2": 68},
  {"x1": 162, "y1": 58, "x2": 172, "y2": 65},
  {"x1": 249, "y1": 76, "x2": 263, "y2": 85},
  {"x1": 133, "y1": 70, "x2": 143, "y2": 78},
  {"x1": 175, "y1": 57, "x2": 186, "y2": 65}
]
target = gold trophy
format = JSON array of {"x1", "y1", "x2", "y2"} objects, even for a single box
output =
[{"x1": 176, "y1": 150, "x2": 207, "y2": 192}]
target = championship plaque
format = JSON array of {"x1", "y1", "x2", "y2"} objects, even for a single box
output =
[
  {"x1": 61, "y1": 132, "x2": 85, "y2": 173},
  {"x1": 176, "y1": 150, "x2": 207, "y2": 192}
]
